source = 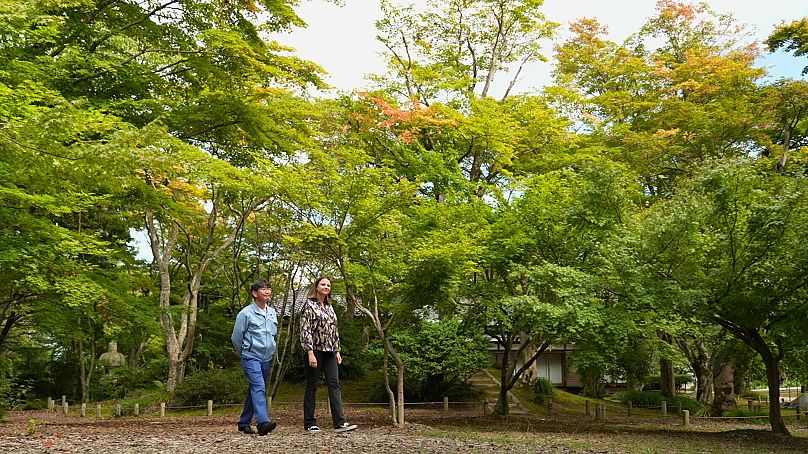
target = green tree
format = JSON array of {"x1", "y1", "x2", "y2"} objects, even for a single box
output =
[
  {"x1": 623, "y1": 160, "x2": 808, "y2": 434},
  {"x1": 552, "y1": 1, "x2": 768, "y2": 197},
  {"x1": 0, "y1": 0, "x2": 325, "y2": 392},
  {"x1": 474, "y1": 160, "x2": 639, "y2": 414},
  {"x1": 387, "y1": 319, "x2": 490, "y2": 401},
  {"x1": 766, "y1": 18, "x2": 808, "y2": 75},
  {"x1": 761, "y1": 79, "x2": 808, "y2": 173},
  {"x1": 376, "y1": 0, "x2": 556, "y2": 105}
]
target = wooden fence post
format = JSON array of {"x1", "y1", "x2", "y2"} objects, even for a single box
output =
[
  {"x1": 62, "y1": 401, "x2": 69, "y2": 415},
  {"x1": 134, "y1": 403, "x2": 139, "y2": 417},
  {"x1": 96, "y1": 403, "x2": 101, "y2": 418},
  {"x1": 115, "y1": 404, "x2": 121, "y2": 417},
  {"x1": 160, "y1": 402, "x2": 165, "y2": 417},
  {"x1": 682, "y1": 409, "x2": 690, "y2": 427},
  {"x1": 443, "y1": 397, "x2": 449, "y2": 413},
  {"x1": 207, "y1": 400, "x2": 213, "y2": 416},
  {"x1": 661, "y1": 401, "x2": 667, "y2": 416},
  {"x1": 81, "y1": 403, "x2": 86, "y2": 418}
]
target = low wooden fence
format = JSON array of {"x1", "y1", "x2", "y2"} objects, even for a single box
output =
[
  {"x1": 43, "y1": 394, "x2": 808, "y2": 429},
  {"x1": 43, "y1": 395, "x2": 481, "y2": 418}
]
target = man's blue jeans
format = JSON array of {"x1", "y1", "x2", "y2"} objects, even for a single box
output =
[{"x1": 239, "y1": 357, "x2": 272, "y2": 426}]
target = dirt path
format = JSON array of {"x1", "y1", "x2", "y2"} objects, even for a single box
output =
[
  {"x1": 6, "y1": 405, "x2": 808, "y2": 453},
  {"x1": 0, "y1": 408, "x2": 598, "y2": 453}
]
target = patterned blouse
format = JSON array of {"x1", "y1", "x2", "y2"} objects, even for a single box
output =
[{"x1": 300, "y1": 298, "x2": 341, "y2": 352}]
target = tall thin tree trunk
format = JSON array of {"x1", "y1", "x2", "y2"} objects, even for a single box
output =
[
  {"x1": 659, "y1": 331, "x2": 676, "y2": 397},
  {"x1": 382, "y1": 348, "x2": 397, "y2": 424},
  {"x1": 355, "y1": 289, "x2": 405, "y2": 426},
  {"x1": 494, "y1": 336, "x2": 514, "y2": 416}
]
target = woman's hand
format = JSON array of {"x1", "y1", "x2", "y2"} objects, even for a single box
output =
[
  {"x1": 308, "y1": 351, "x2": 317, "y2": 368},
  {"x1": 336, "y1": 352, "x2": 342, "y2": 365}
]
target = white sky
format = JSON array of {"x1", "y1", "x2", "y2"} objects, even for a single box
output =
[{"x1": 275, "y1": 0, "x2": 808, "y2": 94}]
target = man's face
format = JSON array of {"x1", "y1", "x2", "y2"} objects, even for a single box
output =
[{"x1": 253, "y1": 285, "x2": 272, "y2": 301}]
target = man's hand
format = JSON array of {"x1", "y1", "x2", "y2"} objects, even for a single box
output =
[{"x1": 308, "y1": 351, "x2": 317, "y2": 368}]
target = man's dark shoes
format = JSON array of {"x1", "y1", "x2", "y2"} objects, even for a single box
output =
[
  {"x1": 238, "y1": 425, "x2": 255, "y2": 434},
  {"x1": 257, "y1": 420, "x2": 277, "y2": 436}
]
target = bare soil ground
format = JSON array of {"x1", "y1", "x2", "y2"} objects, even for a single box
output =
[{"x1": 3, "y1": 403, "x2": 808, "y2": 453}]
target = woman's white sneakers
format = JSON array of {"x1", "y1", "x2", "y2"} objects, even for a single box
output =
[
  {"x1": 306, "y1": 423, "x2": 357, "y2": 433},
  {"x1": 334, "y1": 422, "x2": 358, "y2": 433}
]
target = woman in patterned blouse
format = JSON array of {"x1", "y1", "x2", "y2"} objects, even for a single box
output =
[{"x1": 300, "y1": 277, "x2": 357, "y2": 434}]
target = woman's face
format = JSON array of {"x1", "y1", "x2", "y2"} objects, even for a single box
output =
[{"x1": 316, "y1": 279, "x2": 331, "y2": 298}]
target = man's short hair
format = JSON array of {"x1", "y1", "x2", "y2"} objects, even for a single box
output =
[{"x1": 250, "y1": 279, "x2": 270, "y2": 294}]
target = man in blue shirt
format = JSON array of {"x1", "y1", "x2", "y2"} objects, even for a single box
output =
[{"x1": 231, "y1": 279, "x2": 278, "y2": 435}]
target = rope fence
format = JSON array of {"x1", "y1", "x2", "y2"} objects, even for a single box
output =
[
  {"x1": 44, "y1": 394, "x2": 808, "y2": 429},
  {"x1": 43, "y1": 395, "x2": 482, "y2": 418}
]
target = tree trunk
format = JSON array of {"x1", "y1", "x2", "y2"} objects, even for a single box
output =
[
  {"x1": 658, "y1": 331, "x2": 676, "y2": 397},
  {"x1": 495, "y1": 374, "x2": 510, "y2": 415},
  {"x1": 720, "y1": 322, "x2": 791, "y2": 435},
  {"x1": 271, "y1": 271, "x2": 302, "y2": 400},
  {"x1": 396, "y1": 356, "x2": 405, "y2": 426},
  {"x1": 762, "y1": 353, "x2": 788, "y2": 434},
  {"x1": 711, "y1": 358, "x2": 735, "y2": 416},
  {"x1": 379, "y1": 332, "x2": 405, "y2": 426},
  {"x1": 166, "y1": 359, "x2": 185, "y2": 393},
  {"x1": 678, "y1": 337, "x2": 714, "y2": 404},
  {"x1": 660, "y1": 358, "x2": 676, "y2": 397},
  {"x1": 382, "y1": 348, "x2": 397, "y2": 424},
  {"x1": 77, "y1": 340, "x2": 89, "y2": 403},
  {"x1": 145, "y1": 194, "x2": 255, "y2": 392},
  {"x1": 355, "y1": 291, "x2": 405, "y2": 426},
  {"x1": 745, "y1": 333, "x2": 789, "y2": 435},
  {"x1": 494, "y1": 337, "x2": 514, "y2": 416},
  {"x1": 76, "y1": 328, "x2": 96, "y2": 402},
  {"x1": 693, "y1": 355, "x2": 714, "y2": 404}
]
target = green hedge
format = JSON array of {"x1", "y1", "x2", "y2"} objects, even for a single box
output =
[{"x1": 173, "y1": 369, "x2": 247, "y2": 406}]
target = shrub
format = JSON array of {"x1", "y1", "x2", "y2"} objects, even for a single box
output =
[
  {"x1": 0, "y1": 355, "x2": 25, "y2": 419},
  {"x1": 645, "y1": 374, "x2": 695, "y2": 391},
  {"x1": 667, "y1": 395, "x2": 705, "y2": 415},
  {"x1": 612, "y1": 390, "x2": 706, "y2": 415},
  {"x1": 0, "y1": 373, "x2": 8, "y2": 421},
  {"x1": 365, "y1": 376, "x2": 483, "y2": 403},
  {"x1": 738, "y1": 390, "x2": 763, "y2": 401},
  {"x1": 532, "y1": 377, "x2": 555, "y2": 404},
  {"x1": 96, "y1": 366, "x2": 163, "y2": 400},
  {"x1": 173, "y1": 369, "x2": 247, "y2": 406},
  {"x1": 371, "y1": 320, "x2": 490, "y2": 402},
  {"x1": 613, "y1": 390, "x2": 664, "y2": 408}
]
